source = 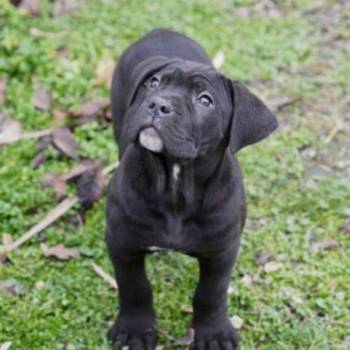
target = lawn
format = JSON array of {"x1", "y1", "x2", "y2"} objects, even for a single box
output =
[{"x1": 0, "y1": 0, "x2": 350, "y2": 349}]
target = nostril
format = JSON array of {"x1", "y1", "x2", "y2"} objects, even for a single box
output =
[
  {"x1": 160, "y1": 105, "x2": 171, "y2": 114},
  {"x1": 148, "y1": 102, "x2": 156, "y2": 110}
]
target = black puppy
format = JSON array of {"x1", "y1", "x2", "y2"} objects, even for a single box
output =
[{"x1": 106, "y1": 28, "x2": 277, "y2": 350}]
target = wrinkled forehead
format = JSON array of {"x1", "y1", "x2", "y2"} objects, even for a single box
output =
[{"x1": 158, "y1": 61, "x2": 225, "y2": 90}]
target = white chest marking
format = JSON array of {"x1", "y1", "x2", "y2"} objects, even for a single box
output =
[
  {"x1": 172, "y1": 163, "x2": 181, "y2": 182},
  {"x1": 146, "y1": 246, "x2": 168, "y2": 252}
]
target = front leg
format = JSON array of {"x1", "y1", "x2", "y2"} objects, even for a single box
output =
[
  {"x1": 106, "y1": 237, "x2": 157, "y2": 350},
  {"x1": 192, "y1": 246, "x2": 240, "y2": 350}
]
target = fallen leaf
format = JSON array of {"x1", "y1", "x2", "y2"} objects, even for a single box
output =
[
  {"x1": 53, "y1": 109, "x2": 67, "y2": 126},
  {"x1": 11, "y1": 0, "x2": 41, "y2": 16},
  {"x1": 0, "y1": 78, "x2": 7, "y2": 105},
  {"x1": 0, "y1": 113, "x2": 22, "y2": 145},
  {"x1": 45, "y1": 175, "x2": 66, "y2": 200},
  {"x1": 255, "y1": 249, "x2": 273, "y2": 266},
  {"x1": 77, "y1": 167, "x2": 104, "y2": 211},
  {"x1": 0, "y1": 279, "x2": 27, "y2": 297},
  {"x1": 95, "y1": 56, "x2": 115, "y2": 87},
  {"x1": 310, "y1": 239, "x2": 339, "y2": 253},
  {"x1": 52, "y1": 127, "x2": 78, "y2": 159},
  {"x1": 0, "y1": 341, "x2": 12, "y2": 350},
  {"x1": 174, "y1": 328, "x2": 194, "y2": 347},
  {"x1": 70, "y1": 98, "x2": 110, "y2": 125},
  {"x1": 32, "y1": 87, "x2": 52, "y2": 112},
  {"x1": 230, "y1": 315, "x2": 244, "y2": 330},
  {"x1": 42, "y1": 161, "x2": 100, "y2": 200},
  {"x1": 19, "y1": 0, "x2": 41, "y2": 16},
  {"x1": 263, "y1": 261, "x2": 283, "y2": 273},
  {"x1": 31, "y1": 151, "x2": 46, "y2": 168},
  {"x1": 212, "y1": 50, "x2": 225, "y2": 69},
  {"x1": 40, "y1": 243, "x2": 80, "y2": 260},
  {"x1": 52, "y1": 0, "x2": 84, "y2": 17}
]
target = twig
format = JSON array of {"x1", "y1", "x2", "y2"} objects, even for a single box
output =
[
  {"x1": 5, "y1": 197, "x2": 78, "y2": 252},
  {"x1": 3, "y1": 161, "x2": 118, "y2": 253},
  {"x1": 325, "y1": 121, "x2": 343, "y2": 145},
  {"x1": 0, "y1": 342, "x2": 12, "y2": 350},
  {"x1": 102, "y1": 161, "x2": 119, "y2": 176},
  {"x1": 0, "y1": 129, "x2": 53, "y2": 145},
  {"x1": 91, "y1": 262, "x2": 117, "y2": 289}
]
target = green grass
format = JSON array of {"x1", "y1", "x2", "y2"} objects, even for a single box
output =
[{"x1": 1, "y1": 0, "x2": 350, "y2": 349}]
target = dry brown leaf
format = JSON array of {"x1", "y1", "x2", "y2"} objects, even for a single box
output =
[
  {"x1": 230, "y1": 315, "x2": 244, "y2": 330},
  {"x1": 174, "y1": 328, "x2": 194, "y2": 347},
  {"x1": 52, "y1": 109, "x2": 68, "y2": 126},
  {"x1": 11, "y1": 0, "x2": 41, "y2": 16},
  {"x1": 42, "y1": 161, "x2": 100, "y2": 201},
  {"x1": 52, "y1": 127, "x2": 78, "y2": 159},
  {"x1": 32, "y1": 87, "x2": 52, "y2": 112},
  {"x1": 77, "y1": 166, "x2": 104, "y2": 211},
  {"x1": 263, "y1": 261, "x2": 283, "y2": 273},
  {"x1": 0, "y1": 78, "x2": 7, "y2": 105},
  {"x1": 31, "y1": 151, "x2": 46, "y2": 168},
  {"x1": 40, "y1": 243, "x2": 80, "y2": 260},
  {"x1": 52, "y1": 0, "x2": 84, "y2": 17},
  {"x1": 19, "y1": 0, "x2": 41, "y2": 16},
  {"x1": 44, "y1": 174, "x2": 66, "y2": 201},
  {"x1": 255, "y1": 249, "x2": 273, "y2": 266},
  {"x1": 0, "y1": 113, "x2": 22, "y2": 145},
  {"x1": 95, "y1": 56, "x2": 115, "y2": 87},
  {"x1": 310, "y1": 239, "x2": 339, "y2": 253},
  {"x1": 71, "y1": 98, "x2": 110, "y2": 125}
]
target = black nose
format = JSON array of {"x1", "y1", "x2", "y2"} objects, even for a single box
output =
[{"x1": 147, "y1": 97, "x2": 172, "y2": 116}]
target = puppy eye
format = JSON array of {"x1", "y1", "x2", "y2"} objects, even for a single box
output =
[
  {"x1": 149, "y1": 76, "x2": 160, "y2": 88},
  {"x1": 198, "y1": 93, "x2": 213, "y2": 107}
]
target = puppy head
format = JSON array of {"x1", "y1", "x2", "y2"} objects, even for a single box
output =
[{"x1": 121, "y1": 56, "x2": 277, "y2": 159}]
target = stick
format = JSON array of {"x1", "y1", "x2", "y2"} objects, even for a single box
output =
[
  {"x1": 91, "y1": 262, "x2": 118, "y2": 289},
  {"x1": 4, "y1": 161, "x2": 118, "y2": 253},
  {"x1": 0, "y1": 129, "x2": 53, "y2": 145},
  {"x1": 0, "y1": 342, "x2": 12, "y2": 350},
  {"x1": 5, "y1": 197, "x2": 78, "y2": 252}
]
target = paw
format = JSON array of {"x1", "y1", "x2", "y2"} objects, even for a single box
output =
[
  {"x1": 192, "y1": 318, "x2": 240, "y2": 350},
  {"x1": 107, "y1": 318, "x2": 157, "y2": 350}
]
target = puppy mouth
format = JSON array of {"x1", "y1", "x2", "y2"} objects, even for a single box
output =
[{"x1": 139, "y1": 126, "x2": 164, "y2": 153}]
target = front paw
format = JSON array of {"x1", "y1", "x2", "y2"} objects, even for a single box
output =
[
  {"x1": 192, "y1": 317, "x2": 240, "y2": 350},
  {"x1": 107, "y1": 317, "x2": 157, "y2": 350}
]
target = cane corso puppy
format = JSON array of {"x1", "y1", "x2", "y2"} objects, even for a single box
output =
[{"x1": 106, "y1": 28, "x2": 278, "y2": 349}]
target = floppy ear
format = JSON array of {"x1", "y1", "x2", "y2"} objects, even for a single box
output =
[{"x1": 229, "y1": 80, "x2": 278, "y2": 153}]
